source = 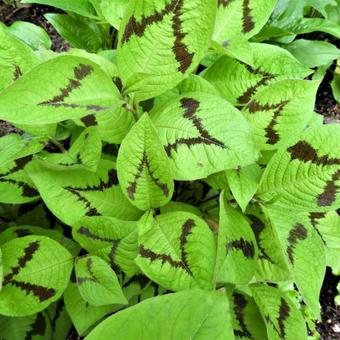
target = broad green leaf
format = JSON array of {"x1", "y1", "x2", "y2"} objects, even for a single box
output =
[
  {"x1": 86, "y1": 289, "x2": 234, "y2": 340},
  {"x1": 265, "y1": 207, "x2": 326, "y2": 318},
  {"x1": 226, "y1": 163, "x2": 262, "y2": 212},
  {"x1": 101, "y1": 0, "x2": 129, "y2": 29},
  {"x1": 230, "y1": 290, "x2": 267, "y2": 340},
  {"x1": 0, "y1": 236, "x2": 72, "y2": 316},
  {"x1": 286, "y1": 39, "x2": 340, "y2": 67},
  {"x1": 216, "y1": 193, "x2": 257, "y2": 284},
  {"x1": 177, "y1": 74, "x2": 219, "y2": 95},
  {"x1": 117, "y1": 0, "x2": 216, "y2": 101},
  {"x1": 26, "y1": 159, "x2": 142, "y2": 226},
  {"x1": 47, "y1": 301, "x2": 73, "y2": 340},
  {"x1": 151, "y1": 92, "x2": 258, "y2": 180},
  {"x1": 6, "y1": 21, "x2": 52, "y2": 50},
  {"x1": 0, "y1": 225, "x2": 80, "y2": 257},
  {"x1": 245, "y1": 206, "x2": 291, "y2": 282},
  {"x1": 136, "y1": 211, "x2": 216, "y2": 291},
  {"x1": 0, "y1": 55, "x2": 121, "y2": 125},
  {"x1": 0, "y1": 311, "x2": 52, "y2": 340},
  {"x1": 160, "y1": 201, "x2": 202, "y2": 216},
  {"x1": 73, "y1": 216, "x2": 139, "y2": 276},
  {"x1": 45, "y1": 14, "x2": 106, "y2": 53},
  {"x1": 214, "y1": 0, "x2": 277, "y2": 44},
  {"x1": 21, "y1": 0, "x2": 97, "y2": 18},
  {"x1": 0, "y1": 154, "x2": 39, "y2": 204},
  {"x1": 251, "y1": 284, "x2": 307, "y2": 340},
  {"x1": 202, "y1": 43, "x2": 311, "y2": 106},
  {"x1": 242, "y1": 80, "x2": 319, "y2": 150},
  {"x1": 75, "y1": 255, "x2": 127, "y2": 306},
  {"x1": 117, "y1": 114, "x2": 174, "y2": 210},
  {"x1": 258, "y1": 125, "x2": 340, "y2": 212},
  {"x1": 64, "y1": 283, "x2": 116, "y2": 336},
  {"x1": 0, "y1": 27, "x2": 39, "y2": 91}
]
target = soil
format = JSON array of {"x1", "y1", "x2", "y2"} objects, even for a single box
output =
[{"x1": 0, "y1": 2, "x2": 339, "y2": 339}]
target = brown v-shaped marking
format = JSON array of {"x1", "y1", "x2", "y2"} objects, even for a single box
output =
[
  {"x1": 226, "y1": 238, "x2": 255, "y2": 258},
  {"x1": 126, "y1": 151, "x2": 169, "y2": 200},
  {"x1": 233, "y1": 292, "x2": 252, "y2": 338},
  {"x1": 317, "y1": 169, "x2": 339, "y2": 207},
  {"x1": 286, "y1": 223, "x2": 307, "y2": 264},
  {"x1": 122, "y1": 0, "x2": 193, "y2": 72},
  {"x1": 165, "y1": 97, "x2": 226, "y2": 155},
  {"x1": 77, "y1": 258, "x2": 97, "y2": 285},
  {"x1": 265, "y1": 297, "x2": 290, "y2": 338}
]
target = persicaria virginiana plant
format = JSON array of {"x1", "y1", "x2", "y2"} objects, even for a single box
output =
[{"x1": 0, "y1": 0, "x2": 339, "y2": 339}]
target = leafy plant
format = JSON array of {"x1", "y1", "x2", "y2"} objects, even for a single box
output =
[{"x1": 0, "y1": 0, "x2": 339, "y2": 339}]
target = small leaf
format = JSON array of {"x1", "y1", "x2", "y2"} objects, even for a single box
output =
[
  {"x1": 117, "y1": 114, "x2": 174, "y2": 210},
  {"x1": 216, "y1": 192, "x2": 258, "y2": 284},
  {"x1": 75, "y1": 255, "x2": 127, "y2": 306},
  {"x1": 86, "y1": 289, "x2": 234, "y2": 340}
]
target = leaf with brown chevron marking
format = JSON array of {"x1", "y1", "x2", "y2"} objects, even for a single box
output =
[
  {"x1": 150, "y1": 92, "x2": 258, "y2": 180},
  {"x1": 73, "y1": 216, "x2": 139, "y2": 277},
  {"x1": 26, "y1": 158, "x2": 142, "y2": 226},
  {"x1": 265, "y1": 206, "x2": 326, "y2": 318},
  {"x1": 216, "y1": 191, "x2": 258, "y2": 284},
  {"x1": 258, "y1": 124, "x2": 340, "y2": 212},
  {"x1": 0, "y1": 236, "x2": 72, "y2": 316},
  {"x1": 135, "y1": 211, "x2": 216, "y2": 291},
  {"x1": 251, "y1": 284, "x2": 307, "y2": 340},
  {"x1": 117, "y1": 114, "x2": 174, "y2": 210},
  {"x1": 117, "y1": 0, "x2": 216, "y2": 101}
]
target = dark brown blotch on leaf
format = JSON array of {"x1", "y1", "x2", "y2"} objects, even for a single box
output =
[
  {"x1": 317, "y1": 170, "x2": 339, "y2": 207},
  {"x1": 286, "y1": 223, "x2": 308, "y2": 264},
  {"x1": 226, "y1": 238, "x2": 255, "y2": 258}
]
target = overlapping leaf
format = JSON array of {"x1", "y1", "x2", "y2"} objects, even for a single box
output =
[
  {"x1": 202, "y1": 43, "x2": 311, "y2": 107},
  {"x1": 75, "y1": 255, "x2": 127, "y2": 306},
  {"x1": 136, "y1": 211, "x2": 216, "y2": 291},
  {"x1": 117, "y1": 0, "x2": 216, "y2": 101},
  {"x1": 230, "y1": 289, "x2": 267, "y2": 340},
  {"x1": 73, "y1": 216, "x2": 139, "y2": 276},
  {"x1": 0, "y1": 55, "x2": 121, "y2": 125},
  {"x1": 117, "y1": 114, "x2": 174, "y2": 210},
  {"x1": 26, "y1": 159, "x2": 142, "y2": 226},
  {"x1": 0, "y1": 27, "x2": 39, "y2": 92},
  {"x1": 151, "y1": 92, "x2": 258, "y2": 180},
  {"x1": 216, "y1": 192, "x2": 257, "y2": 284},
  {"x1": 86, "y1": 289, "x2": 234, "y2": 340},
  {"x1": 0, "y1": 236, "x2": 72, "y2": 316},
  {"x1": 251, "y1": 284, "x2": 307, "y2": 340},
  {"x1": 258, "y1": 125, "x2": 340, "y2": 212},
  {"x1": 242, "y1": 80, "x2": 319, "y2": 150}
]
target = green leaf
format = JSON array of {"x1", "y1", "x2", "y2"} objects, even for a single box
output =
[
  {"x1": 214, "y1": 0, "x2": 277, "y2": 44},
  {"x1": 0, "y1": 235, "x2": 72, "y2": 316},
  {"x1": 73, "y1": 216, "x2": 139, "y2": 276},
  {"x1": 0, "y1": 248, "x2": 2, "y2": 292},
  {"x1": 251, "y1": 284, "x2": 307, "y2": 340},
  {"x1": 64, "y1": 282, "x2": 117, "y2": 336},
  {"x1": 101, "y1": 0, "x2": 129, "y2": 29},
  {"x1": 226, "y1": 164, "x2": 262, "y2": 212},
  {"x1": 26, "y1": 159, "x2": 142, "y2": 226},
  {"x1": 136, "y1": 211, "x2": 216, "y2": 291},
  {"x1": 242, "y1": 79, "x2": 319, "y2": 150},
  {"x1": 245, "y1": 205, "x2": 291, "y2": 282},
  {"x1": 216, "y1": 193, "x2": 258, "y2": 284},
  {"x1": 0, "y1": 55, "x2": 121, "y2": 125},
  {"x1": 45, "y1": 13, "x2": 106, "y2": 53},
  {"x1": 47, "y1": 301, "x2": 73, "y2": 340},
  {"x1": 258, "y1": 125, "x2": 340, "y2": 212},
  {"x1": 331, "y1": 71, "x2": 340, "y2": 103},
  {"x1": 86, "y1": 289, "x2": 234, "y2": 340},
  {"x1": 117, "y1": 0, "x2": 216, "y2": 101},
  {"x1": 285, "y1": 39, "x2": 340, "y2": 67},
  {"x1": 265, "y1": 206, "x2": 326, "y2": 318},
  {"x1": 0, "y1": 27, "x2": 39, "y2": 92},
  {"x1": 21, "y1": 0, "x2": 97, "y2": 18},
  {"x1": 151, "y1": 92, "x2": 258, "y2": 180},
  {"x1": 230, "y1": 289, "x2": 267, "y2": 340},
  {"x1": 0, "y1": 311, "x2": 52, "y2": 340},
  {"x1": 6, "y1": 21, "x2": 52, "y2": 50},
  {"x1": 75, "y1": 255, "x2": 127, "y2": 306},
  {"x1": 202, "y1": 43, "x2": 311, "y2": 106},
  {"x1": 117, "y1": 114, "x2": 174, "y2": 210}
]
